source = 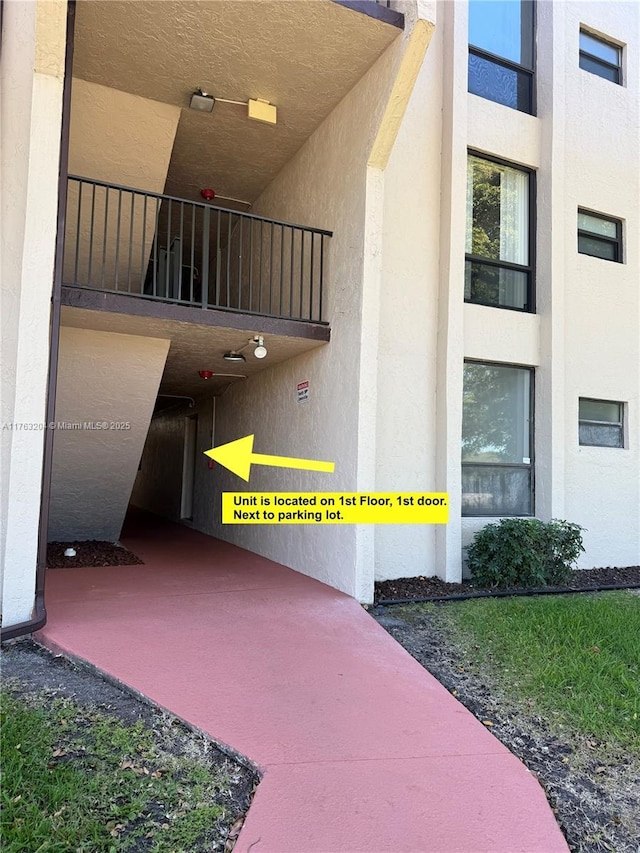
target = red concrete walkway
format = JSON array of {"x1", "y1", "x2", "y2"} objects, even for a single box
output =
[{"x1": 38, "y1": 513, "x2": 567, "y2": 852}]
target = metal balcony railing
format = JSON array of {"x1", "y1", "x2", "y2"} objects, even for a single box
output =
[{"x1": 63, "y1": 176, "x2": 332, "y2": 324}]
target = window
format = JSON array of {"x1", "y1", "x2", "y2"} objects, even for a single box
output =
[
  {"x1": 462, "y1": 362, "x2": 533, "y2": 516},
  {"x1": 578, "y1": 210, "x2": 622, "y2": 262},
  {"x1": 468, "y1": 0, "x2": 535, "y2": 114},
  {"x1": 579, "y1": 399, "x2": 624, "y2": 448},
  {"x1": 465, "y1": 154, "x2": 533, "y2": 311},
  {"x1": 579, "y1": 30, "x2": 622, "y2": 84}
]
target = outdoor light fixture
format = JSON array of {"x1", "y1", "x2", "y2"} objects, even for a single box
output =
[
  {"x1": 198, "y1": 369, "x2": 214, "y2": 380},
  {"x1": 189, "y1": 88, "x2": 277, "y2": 125},
  {"x1": 190, "y1": 88, "x2": 215, "y2": 112},
  {"x1": 222, "y1": 336, "x2": 268, "y2": 363},
  {"x1": 253, "y1": 336, "x2": 267, "y2": 359}
]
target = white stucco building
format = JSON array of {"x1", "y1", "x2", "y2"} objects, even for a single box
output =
[{"x1": 2, "y1": 0, "x2": 639, "y2": 637}]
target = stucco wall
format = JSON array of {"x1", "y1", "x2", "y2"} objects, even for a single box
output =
[
  {"x1": 373, "y1": 7, "x2": 443, "y2": 579},
  {"x1": 1, "y1": 0, "x2": 67, "y2": 626},
  {"x1": 48, "y1": 327, "x2": 170, "y2": 541},
  {"x1": 178, "y1": 8, "x2": 434, "y2": 600}
]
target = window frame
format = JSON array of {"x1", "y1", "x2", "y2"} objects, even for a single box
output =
[
  {"x1": 462, "y1": 359, "x2": 535, "y2": 518},
  {"x1": 577, "y1": 208, "x2": 623, "y2": 263},
  {"x1": 468, "y1": 0, "x2": 537, "y2": 115},
  {"x1": 579, "y1": 29, "x2": 622, "y2": 85},
  {"x1": 578, "y1": 397, "x2": 625, "y2": 449},
  {"x1": 465, "y1": 151, "x2": 537, "y2": 314}
]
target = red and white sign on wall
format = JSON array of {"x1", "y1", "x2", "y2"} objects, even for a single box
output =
[{"x1": 296, "y1": 380, "x2": 310, "y2": 404}]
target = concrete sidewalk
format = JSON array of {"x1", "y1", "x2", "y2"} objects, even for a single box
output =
[{"x1": 38, "y1": 512, "x2": 567, "y2": 852}]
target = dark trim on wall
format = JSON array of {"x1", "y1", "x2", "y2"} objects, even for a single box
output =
[
  {"x1": 61, "y1": 286, "x2": 332, "y2": 342},
  {"x1": 332, "y1": 0, "x2": 404, "y2": 29},
  {"x1": 2, "y1": 1, "x2": 75, "y2": 642}
]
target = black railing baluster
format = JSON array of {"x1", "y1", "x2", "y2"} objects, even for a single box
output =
[
  {"x1": 101, "y1": 187, "x2": 109, "y2": 290},
  {"x1": 64, "y1": 176, "x2": 331, "y2": 323},
  {"x1": 202, "y1": 206, "x2": 210, "y2": 309},
  {"x1": 215, "y1": 209, "x2": 221, "y2": 308},
  {"x1": 87, "y1": 182, "x2": 96, "y2": 286},
  {"x1": 226, "y1": 212, "x2": 232, "y2": 308},
  {"x1": 190, "y1": 205, "x2": 196, "y2": 304},
  {"x1": 114, "y1": 189, "x2": 122, "y2": 291},
  {"x1": 74, "y1": 179, "x2": 82, "y2": 284},
  {"x1": 319, "y1": 234, "x2": 324, "y2": 322},
  {"x1": 127, "y1": 192, "x2": 134, "y2": 292},
  {"x1": 238, "y1": 215, "x2": 243, "y2": 310},
  {"x1": 299, "y1": 229, "x2": 305, "y2": 320}
]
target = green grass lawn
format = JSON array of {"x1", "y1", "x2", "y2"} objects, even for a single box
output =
[
  {"x1": 442, "y1": 591, "x2": 640, "y2": 751},
  {"x1": 1, "y1": 693, "x2": 238, "y2": 852}
]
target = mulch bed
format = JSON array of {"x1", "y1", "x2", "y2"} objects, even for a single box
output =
[
  {"x1": 375, "y1": 565, "x2": 640, "y2": 603},
  {"x1": 47, "y1": 540, "x2": 144, "y2": 569}
]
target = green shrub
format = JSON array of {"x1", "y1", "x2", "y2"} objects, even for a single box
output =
[{"x1": 466, "y1": 518, "x2": 585, "y2": 589}]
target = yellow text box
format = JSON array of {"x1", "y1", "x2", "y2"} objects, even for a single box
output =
[{"x1": 222, "y1": 492, "x2": 448, "y2": 524}]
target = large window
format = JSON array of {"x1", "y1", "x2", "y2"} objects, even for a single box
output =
[
  {"x1": 468, "y1": 0, "x2": 535, "y2": 114},
  {"x1": 579, "y1": 399, "x2": 624, "y2": 448},
  {"x1": 578, "y1": 210, "x2": 622, "y2": 262},
  {"x1": 466, "y1": 154, "x2": 533, "y2": 311},
  {"x1": 462, "y1": 362, "x2": 533, "y2": 516},
  {"x1": 579, "y1": 30, "x2": 622, "y2": 84}
]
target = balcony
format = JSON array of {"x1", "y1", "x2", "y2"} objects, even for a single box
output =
[{"x1": 63, "y1": 176, "x2": 332, "y2": 326}]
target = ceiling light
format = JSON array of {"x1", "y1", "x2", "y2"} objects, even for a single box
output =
[
  {"x1": 253, "y1": 336, "x2": 267, "y2": 359},
  {"x1": 190, "y1": 88, "x2": 215, "y2": 112},
  {"x1": 198, "y1": 369, "x2": 214, "y2": 380},
  {"x1": 223, "y1": 351, "x2": 246, "y2": 362}
]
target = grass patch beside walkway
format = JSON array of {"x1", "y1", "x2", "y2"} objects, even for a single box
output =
[
  {"x1": 444, "y1": 591, "x2": 640, "y2": 751},
  {"x1": 1, "y1": 691, "x2": 248, "y2": 852}
]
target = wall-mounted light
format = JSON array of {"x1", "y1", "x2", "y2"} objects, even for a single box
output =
[
  {"x1": 253, "y1": 336, "x2": 267, "y2": 359},
  {"x1": 222, "y1": 336, "x2": 268, "y2": 362},
  {"x1": 189, "y1": 87, "x2": 277, "y2": 125},
  {"x1": 190, "y1": 88, "x2": 215, "y2": 112}
]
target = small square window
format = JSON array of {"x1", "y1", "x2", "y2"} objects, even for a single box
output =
[
  {"x1": 579, "y1": 30, "x2": 622, "y2": 84},
  {"x1": 579, "y1": 398, "x2": 624, "y2": 448},
  {"x1": 578, "y1": 210, "x2": 622, "y2": 262}
]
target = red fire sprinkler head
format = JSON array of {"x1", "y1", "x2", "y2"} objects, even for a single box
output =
[
  {"x1": 200, "y1": 188, "x2": 216, "y2": 201},
  {"x1": 198, "y1": 370, "x2": 214, "y2": 380}
]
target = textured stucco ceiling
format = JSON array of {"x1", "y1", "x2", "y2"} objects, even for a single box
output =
[
  {"x1": 72, "y1": 0, "x2": 400, "y2": 205},
  {"x1": 61, "y1": 306, "x2": 326, "y2": 398}
]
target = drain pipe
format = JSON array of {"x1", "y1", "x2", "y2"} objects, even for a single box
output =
[
  {"x1": 2, "y1": 2, "x2": 75, "y2": 643},
  {"x1": 376, "y1": 580, "x2": 640, "y2": 607}
]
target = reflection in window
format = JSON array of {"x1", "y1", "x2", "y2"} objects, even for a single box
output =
[
  {"x1": 462, "y1": 362, "x2": 533, "y2": 516},
  {"x1": 468, "y1": 0, "x2": 535, "y2": 114},
  {"x1": 465, "y1": 155, "x2": 532, "y2": 311}
]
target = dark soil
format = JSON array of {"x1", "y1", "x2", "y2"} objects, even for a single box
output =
[
  {"x1": 372, "y1": 602, "x2": 640, "y2": 853},
  {"x1": 47, "y1": 540, "x2": 144, "y2": 569},
  {"x1": 1, "y1": 640, "x2": 258, "y2": 851},
  {"x1": 375, "y1": 565, "x2": 640, "y2": 602}
]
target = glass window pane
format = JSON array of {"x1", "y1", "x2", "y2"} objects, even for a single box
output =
[
  {"x1": 467, "y1": 157, "x2": 529, "y2": 265},
  {"x1": 462, "y1": 465, "x2": 532, "y2": 515},
  {"x1": 578, "y1": 212, "x2": 617, "y2": 238},
  {"x1": 578, "y1": 234, "x2": 617, "y2": 260},
  {"x1": 465, "y1": 260, "x2": 529, "y2": 310},
  {"x1": 469, "y1": 1, "x2": 533, "y2": 67},
  {"x1": 579, "y1": 54, "x2": 620, "y2": 82},
  {"x1": 579, "y1": 31, "x2": 620, "y2": 65},
  {"x1": 468, "y1": 52, "x2": 533, "y2": 112},
  {"x1": 579, "y1": 423, "x2": 623, "y2": 448},
  {"x1": 462, "y1": 363, "x2": 531, "y2": 463},
  {"x1": 579, "y1": 399, "x2": 621, "y2": 423}
]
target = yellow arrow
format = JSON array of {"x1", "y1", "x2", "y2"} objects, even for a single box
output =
[{"x1": 204, "y1": 434, "x2": 335, "y2": 482}]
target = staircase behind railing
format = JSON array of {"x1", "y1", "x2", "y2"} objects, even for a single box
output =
[{"x1": 63, "y1": 176, "x2": 331, "y2": 324}]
